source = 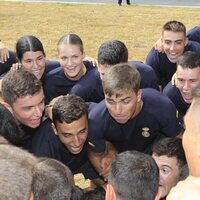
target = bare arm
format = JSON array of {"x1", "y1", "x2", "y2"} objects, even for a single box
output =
[
  {"x1": 88, "y1": 141, "x2": 117, "y2": 181},
  {"x1": 0, "y1": 41, "x2": 9, "y2": 63}
]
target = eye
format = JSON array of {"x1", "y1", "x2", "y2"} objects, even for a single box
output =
[
  {"x1": 122, "y1": 99, "x2": 130, "y2": 104},
  {"x1": 106, "y1": 99, "x2": 115, "y2": 105},
  {"x1": 63, "y1": 133, "x2": 73, "y2": 138},
  {"x1": 161, "y1": 167, "x2": 170, "y2": 175}
]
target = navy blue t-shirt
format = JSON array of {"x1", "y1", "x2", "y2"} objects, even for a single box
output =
[
  {"x1": 163, "y1": 82, "x2": 190, "y2": 127},
  {"x1": 88, "y1": 88, "x2": 181, "y2": 154},
  {"x1": 187, "y1": 26, "x2": 200, "y2": 43},
  {"x1": 29, "y1": 118, "x2": 98, "y2": 179},
  {"x1": 146, "y1": 41, "x2": 200, "y2": 88},
  {"x1": 0, "y1": 51, "x2": 17, "y2": 75},
  {"x1": 43, "y1": 60, "x2": 95, "y2": 104},
  {"x1": 70, "y1": 61, "x2": 159, "y2": 103}
]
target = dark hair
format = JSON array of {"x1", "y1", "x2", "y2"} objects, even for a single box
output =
[
  {"x1": 162, "y1": 20, "x2": 186, "y2": 36},
  {"x1": 108, "y1": 151, "x2": 159, "y2": 200},
  {"x1": 57, "y1": 33, "x2": 84, "y2": 54},
  {"x1": 32, "y1": 158, "x2": 75, "y2": 200},
  {"x1": 98, "y1": 40, "x2": 128, "y2": 67},
  {"x1": 16, "y1": 35, "x2": 45, "y2": 62},
  {"x1": 0, "y1": 103, "x2": 25, "y2": 145},
  {"x1": 152, "y1": 137, "x2": 188, "y2": 181},
  {"x1": 102, "y1": 63, "x2": 141, "y2": 97},
  {"x1": 1, "y1": 69, "x2": 43, "y2": 106},
  {"x1": 52, "y1": 95, "x2": 88, "y2": 124},
  {"x1": 177, "y1": 51, "x2": 200, "y2": 69},
  {"x1": 83, "y1": 187, "x2": 105, "y2": 200}
]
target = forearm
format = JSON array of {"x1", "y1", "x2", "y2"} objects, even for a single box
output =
[{"x1": 88, "y1": 141, "x2": 117, "y2": 180}]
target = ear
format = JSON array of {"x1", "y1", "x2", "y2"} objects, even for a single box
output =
[
  {"x1": 51, "y1": 123, "x2": 58, "y2": 135},
  {"x1": 1, "y1": 101, "x2": 14, "y2": 115},
  {"x1": 185, "y1": 37, "x2": 188, "y2": 46},
  {"x1": 106, "y1": 184, "x2": 117, "y2": 200},
  {"x1": 137, "y1": 89, "x2": 142, "y2": 102}
]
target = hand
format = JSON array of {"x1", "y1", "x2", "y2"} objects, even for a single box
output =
[
  {"x1": 45, "y1": 95, "x2": 63, "y2": 119},
  {"x1": 84, "y1": 56, "x2": 98, "y2": 67},
  {"x1": 154, "y1": 36, "x2": 164, "y2": 53},
  {"x1": 10, "y1": 63, "x2": 22, "y2": 71},
  {"x1": 0, "y1": 41, "x2": 9, "y2": 63}
]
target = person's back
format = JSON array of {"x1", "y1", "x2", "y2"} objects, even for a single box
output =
[
  {"x1": 187, "y1": 26, "x2": 200, "y2": 43},
  {"x1": 106, "y1": 150, "x2": 160, "y2": 200}
]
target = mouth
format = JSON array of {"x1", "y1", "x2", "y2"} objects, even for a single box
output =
[{"x1": 70, "y1": 145, "x2": 83, "y2": 154}]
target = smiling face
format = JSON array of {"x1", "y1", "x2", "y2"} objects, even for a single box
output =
[
  {"x1": 11, "y1": 89, "x2": 45, "y2": 128},
  {"x1": 53, "y1": 115, "x2": 88, "y2": 154},
  {"x1": 162, "y1": 31, "x2": 188, "y2": 63},
  {"x1": 152, "y1": 154, "x2": 179, "y2": 198},
  {"x1": 176, "y1": 65, "x2": 200, "y2": 104},
  {"x1": 58, "y1": 44, "x2": 84, "y2": 81},
  {"x1": 21, "y1": 51, "x2": 46, "y2": 80},
  {"x1": 105, "y1": 89, "x2": 142, "y2": 124}
]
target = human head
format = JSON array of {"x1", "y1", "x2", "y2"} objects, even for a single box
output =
[
  {"x1": 0, "y1": 103, "x2": 25, "y2": 145},
  {"x1": 1, "y1": 70, "x2": 45, "y2": 128},
  {"x1": 161, "y1": 20, "x2": 188, "y2": 63},
  {"x1": 182, "y1": 83, "x2": 200, "y2": 176},
  {"x1": 16, "y1": 35, "x2": 46, "y2": 79},
  {"x1": 152, "y1": 137, "x2": 188, "y2": 198},
  {"x1": 106, "y1": 150, "x2": 160, "y2": 200},
  {"x1": 84, "y1": 187, "x2": 105, "y2": 200},
  {"x1": 52, "y1": 95, "x2": 88, "y2": 154},
  {"x1": 57, "y1": 33, "x2": 85, "y2": 80},
  {"x1": 102, "y1": 63, "x2": 142, "y2": 124},
  {"x1": 175, "y1": 51, "x2": 200, "y2": 104},
  {"x1": 97, "y1": 40, "x2": 128, "y2": 79},
  {"x1": 0, "y1": 144, "x2": 38, "y2": 200},
  {"x1": 167, "y1": 176, "x2": 200, "y2": 200},
  {"x1": 32, "y1": 158, "x2": 81, "y2": 200}
]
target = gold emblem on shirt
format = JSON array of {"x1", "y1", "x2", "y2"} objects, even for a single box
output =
[{"x1": 142, "y1": 127, "x2": 150, "y2": 137}]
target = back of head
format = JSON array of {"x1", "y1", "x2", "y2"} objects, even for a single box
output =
[
  {"x1": 177, "y1": 51, "x2": 200, "y2": 70},
  {"x1": 152, "y1": 137, "x2": 187, "y2": 181},
  {"x1": 0, "y1": 103, "x2": 25, "y2": 145},
  {"x1": 0, "y1": 144, "x2": 37, "y2": 200},
  {"x1": 162, "y1": 20, "x2": 186, "y2": 36},
  {"x1": 98, "y1": 40, "x2": 128, "y2": 66},
  {"x1": 1, "y1": 69, "x2": 42, "y2": 106},
  {"x1": 32, "y1": 158, "x2": 75, "y2": 200},
  {"x1": 108, "y1": 150, "x2": 159, "y2": 200},
  {"x1": 102, "y1": 63, "x2": 141, "y2": 97},
  {"x1": 52, "y1": 94, "x2": 88, "y2": 124},
  {"x1": 84, "y1": 187, "x2": 105, "y2": 200},
  {"x1": 16, "y1": 35, "x2": 45, "y2": 62},
  {"x1": 167, "y1": 176, "x2": 200, "y2": 200}
]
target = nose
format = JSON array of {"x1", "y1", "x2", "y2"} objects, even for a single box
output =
[
  {"x1": 183, "y1": 81, "x2": 190, "y2": 90},
  {"x1": 67, "y1": 57, "x2": 73, "y2": 66},
  {"x1": 115, "y1": 103, "x2": 122, "y2": 115},
  {"x1": 34, "y1": 106, "x2": 43, "y2": 117},
  {"x1": 169, "y1": 43, "x2": 176, "y2": 50},
  {"x1": 33, "y1": 60, "x2": 40, "y2": 69},
  {"x1": 73, "y1": 135, "x2": 81, "y2": 147}
]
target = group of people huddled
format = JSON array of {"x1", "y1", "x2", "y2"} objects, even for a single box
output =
[{"x1": 0, "y1": 20, "x2": 200, "y2": 200}]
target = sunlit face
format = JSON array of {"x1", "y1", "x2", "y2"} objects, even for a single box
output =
[
  {"x1": 21, "y1": 51, "x2": 46, "y2": 80},
  {"x1": 162, "y1": 31, "x2": 188, "y2": 63},
  {"x1": 11, "y1": 89, "x2": 45, "y2": 128},
  {"x1": 105, "y1": 89, "x2": 142, "y2": 124},
  {"x1": 53, "y1": 115, "x2": 88, "y2": 154},
  {"x1": 152, "y1": 154, "x2": 179, "y2": 198},
  {"x1": 176, "y1": 66, "x2": 200, "y2": 104},
  {"x1": 58, "y1": 44, "x2": 84, "y2": 80},
  {"x1": 182, "y1": 101, "x2": 200, "y2": 176}
]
